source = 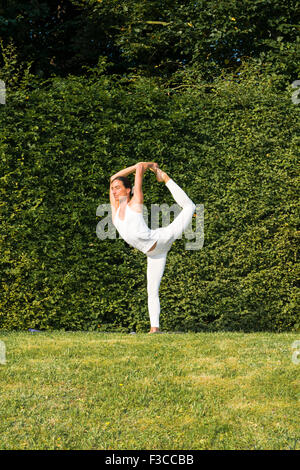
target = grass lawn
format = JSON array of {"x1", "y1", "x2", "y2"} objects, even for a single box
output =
[{"x1": 0, "y1": 331, "x2": 299, "y2": 450}]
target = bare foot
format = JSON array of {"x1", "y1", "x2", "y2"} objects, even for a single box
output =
[
  {"x1": 150, "y1": 167, "x2": 170, "y2": 184},
  {"x1": 148, "y1": 327, "x2": 161, "y2": 334}
]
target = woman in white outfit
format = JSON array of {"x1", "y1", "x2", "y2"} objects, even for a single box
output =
[{"x1": 110, "y1": 162, "x2": 196, "y2": 334}]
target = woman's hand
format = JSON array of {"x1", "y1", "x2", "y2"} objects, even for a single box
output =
[
  {"x1": 149, "y1": 162, "x2": 159, "y2": 174},
  {"x1": 136, "y1": 162, "x2": 158, "y2": 171}
]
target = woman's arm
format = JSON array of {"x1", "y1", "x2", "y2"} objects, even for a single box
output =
[
  {"x1": 110, "y1": 164, "x2": 137, "y2": 182},
  {"x1": 110, "y1": 162, "x2": 158, "y2": 182}
]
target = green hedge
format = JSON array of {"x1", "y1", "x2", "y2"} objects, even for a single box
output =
[{"x1": 0, "y1": 60, "x2": 299, "y2": 332}]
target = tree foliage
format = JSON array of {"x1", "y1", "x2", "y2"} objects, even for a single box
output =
[
  {"x1": 0, "y1": 55, "x2": 299, "y2": 331},
  {"x1": 0, "y1": 0, "x2": 299, "y2": 82},
  {"x1": 0, "y1": 1, "x2": 299, "y2": 331}
]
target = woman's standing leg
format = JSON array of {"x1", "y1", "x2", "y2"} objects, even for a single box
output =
[
  {"x1": 146, "y1": 252, "x2": 168, "y2": 332},
  {"x1": 146, "y1": 168, "x2": 196, "y2": 333}
]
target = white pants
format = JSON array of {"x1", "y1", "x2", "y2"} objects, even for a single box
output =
[{"x1": 146, "y1": 179, "x2": 196, "y2": 328}]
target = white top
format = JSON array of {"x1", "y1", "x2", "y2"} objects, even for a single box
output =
[{"x1": 113, "y1": 203, "x2": 160, "y2": 254}]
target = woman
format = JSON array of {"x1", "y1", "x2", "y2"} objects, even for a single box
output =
[{"x1": 110, "y1": 162, "x2": 196, "y2": 334}]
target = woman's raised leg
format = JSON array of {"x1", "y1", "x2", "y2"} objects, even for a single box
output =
[
  {"x1": 164, "y1": 177, "x2": 196, "y2": 241},
  {"x1": 152, "y1": 168, "x2": 196, "y2": 241}
]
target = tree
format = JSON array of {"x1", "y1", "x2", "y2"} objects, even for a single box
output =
[{"x1": 0, "y1": 0, "x2": 299, "y2": 83}]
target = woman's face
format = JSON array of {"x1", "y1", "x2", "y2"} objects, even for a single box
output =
[{"x1": 111, "y1": 179, "x2": 131, "y2": 203}]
